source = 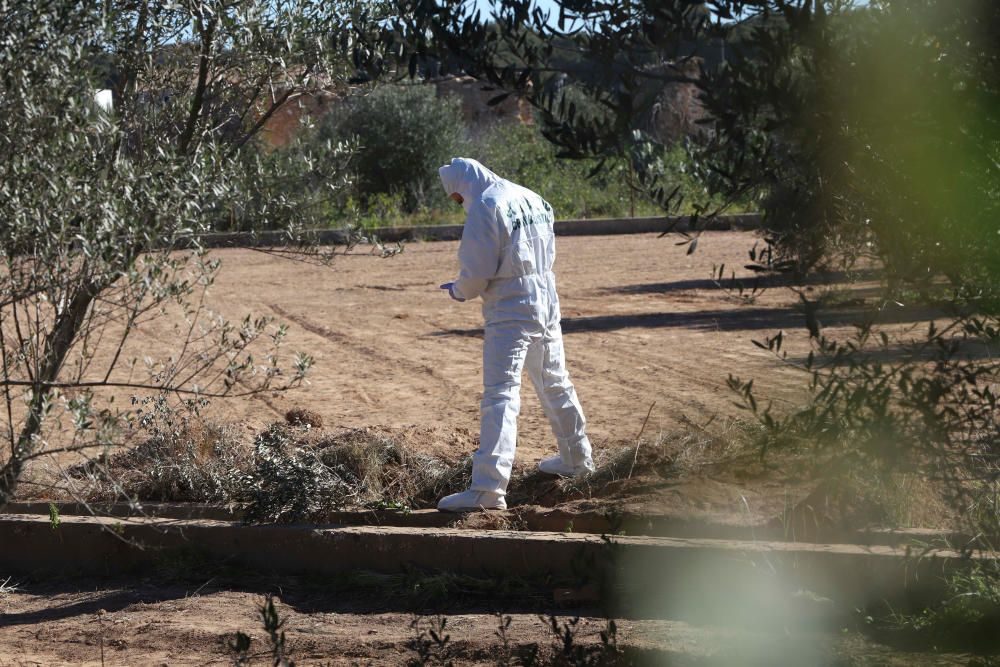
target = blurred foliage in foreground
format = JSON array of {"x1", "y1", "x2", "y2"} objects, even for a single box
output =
[{"x1": 709, "y1": 0, "x2": 1000, "y2": 538}]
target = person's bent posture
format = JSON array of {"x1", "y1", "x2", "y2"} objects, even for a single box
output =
[{"x1": 437, "y1": 158, "x2": 595, "y2": 513}]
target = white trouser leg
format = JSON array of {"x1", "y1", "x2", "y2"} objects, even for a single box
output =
[
  {"x1": 470, "y1": 321, "x2": 537, "y2": 495},
  {"x1": 525, "y1": 323, "x2": 592, "y2": 468}
]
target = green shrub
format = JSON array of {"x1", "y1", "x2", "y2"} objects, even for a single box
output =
[
  {"x1": 320, "y1": 85, "x2": 464, "y2": 212},
  {"x1": 297, "y1": 88, "x2": 730, "y2": 228},
  {"x1": 473, "y1": 123, "x2": 630, "y2": 219},
  {"x1": 866, "y1": 563, "x2": 1000, "y2": 655},
  {"x1": 471, "y1": 122, "x2": 734, "y2": 220}
]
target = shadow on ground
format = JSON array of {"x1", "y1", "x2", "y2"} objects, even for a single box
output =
[
  {"x1": 430, "y1": 303, "x2": 945, "y2": 338},
  {"x1": 600, "y1": 268, "x2": 884, "y2": 296}
]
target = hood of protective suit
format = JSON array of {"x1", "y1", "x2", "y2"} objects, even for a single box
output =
[
  {"x1": 441, "y1": 155, "x2": 559, "y2": 326},
  {"x1": 439, "y1": 158, "x2": 503, "y2": 211}
]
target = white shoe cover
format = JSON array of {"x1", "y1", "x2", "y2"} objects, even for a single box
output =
[
  {"x1": 538, "y1": 454, "x2": 595, "y2": 477},
  {"x1": 437, "y1": 489, "x2": 507, "y2": 513}
]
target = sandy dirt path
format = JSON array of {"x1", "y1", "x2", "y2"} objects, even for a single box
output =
[
  {"x1": 69, "y1": 230, "x2": 894, "y2": 466},
  {"x1": 0, "y1": 578, "x2": 958, "y2": 665}
]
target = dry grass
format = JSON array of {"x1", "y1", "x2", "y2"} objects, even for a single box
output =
[
  {"x1": 0, "y1": 576, "x2": 20, "y2": 614},
  {"x1": 71, "y1": 417, "x2": 249, "y2": 504},
  {"x1": 507, "y1": 420, "x2": 757, "y2": 508},
  {"x1": 69, "y1": 401, "x2": 956, "y2": 533},
  {"x1": 73, "y1": 405, "x2": 475, "y2": 521},
  {"x1": 0, "y1": 578, "x2": 16, "y2": 618},
  {"x1": 308, "y1": 425, "x2": 472, "y2": 510},
  {"x1": 0, "y1": 577, "x2": 19, "y2": 595},
  {"x1": 72, "y1": 401, "x2": 770, "y2": 525}
]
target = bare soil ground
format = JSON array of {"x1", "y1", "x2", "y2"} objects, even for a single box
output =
[
  {"x1": 202, "y1": 231, "x2": 815, "y2": 452},
  {"x1": 0, "y1": 576, "x2": 971, "y2": 666},
  {"x1": 61, "y1": 231, "x2": 829, "y2": 458}
]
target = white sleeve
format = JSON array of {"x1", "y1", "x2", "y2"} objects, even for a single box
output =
[{"x1": 452, "y1": 202, "x2": 499, "y2": 301}]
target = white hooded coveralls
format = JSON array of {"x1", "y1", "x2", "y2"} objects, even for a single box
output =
[{"x1": 439, "y1": 158, "x2": 592, "y2": 497}]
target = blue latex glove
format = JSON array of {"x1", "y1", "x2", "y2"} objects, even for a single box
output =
[{"x1": 439, "y1": 282, "x2": 466, "y2": 302}]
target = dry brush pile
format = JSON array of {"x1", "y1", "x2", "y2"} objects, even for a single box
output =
[
  {"x1": 73, "y1": 399, "x2": 475, "y2": 522},
  {"x1": 70, "y1": 399, "x2": 734, "y2": 524}
]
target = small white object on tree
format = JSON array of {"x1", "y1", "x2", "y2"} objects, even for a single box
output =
[{"x1": 93, "y1": 89, "x2": 113, "y2": 113}]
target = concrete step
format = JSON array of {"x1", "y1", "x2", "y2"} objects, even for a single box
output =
[
  {"x1": 0, "y1": 512, "x2": 988, "y2": 621},
  {"x1": 3, "y1": 501, "x2": 973, "y2": 548}
]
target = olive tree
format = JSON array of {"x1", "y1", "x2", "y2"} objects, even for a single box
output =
[{"x1": 0, "y1": 0, "x2": 379, "y2": 507}]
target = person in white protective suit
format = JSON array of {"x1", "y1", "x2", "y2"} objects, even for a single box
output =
[{"x1": 436, "y1": 158, "x2": 595, "y2": 513}]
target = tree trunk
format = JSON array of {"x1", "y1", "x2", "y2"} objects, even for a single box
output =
[{"x1": 0, "y1": 281, "x2": 99, "y2": 507}]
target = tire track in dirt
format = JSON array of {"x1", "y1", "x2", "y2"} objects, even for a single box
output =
[
  {"x1": 268, "y1": 303, "x2": 462, "y2": 399},
  {"x1": 268, "y1": 303, "x2": 449, "y2": 384}
]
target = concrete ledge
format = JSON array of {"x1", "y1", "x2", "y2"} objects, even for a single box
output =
[
  {"x1": 553, "y1": 214, "x2": 760, "y2": 237},
  {"x1": 0, "y1": 513, "x2": 988, "y2": 613},
  {"x1": 5, "y1": 501, "x2": 240, "y2": 522},
  {"x1": 3, "y1": 501, "x2": 973, "y2": 549},
  {"x1": 181, "y1": 214, "x2": 761, "y2": 248}
]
